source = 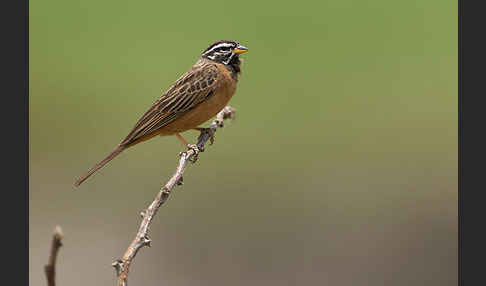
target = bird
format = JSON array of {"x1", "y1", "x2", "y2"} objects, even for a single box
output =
[{"x1": 74, "y1": 40, "x2": 248, "y2": 187}]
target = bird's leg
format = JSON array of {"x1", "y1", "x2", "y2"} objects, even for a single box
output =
[
  {"x1": 175, "y1": 133, "x2": 200, "y2": 163},
  {"x1": 192, "y1": 127, "x2": 216, "y2": 146},
  {"x1": 175, "y1": 133, "x2": 189, "y2": 146}
]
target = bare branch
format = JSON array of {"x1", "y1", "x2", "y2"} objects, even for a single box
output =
[
  {"x1": 44, "y1": 226, "x2": 64, "y2": 286},
  {"x1": 112, "y1": 106, "x2": 236, "y2": 286}
]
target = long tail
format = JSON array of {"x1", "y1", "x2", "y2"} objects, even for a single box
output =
[{"x1": 74, "y1": 145, "x2": 127, "y2": 187}]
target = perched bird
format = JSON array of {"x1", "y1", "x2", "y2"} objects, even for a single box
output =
[{"x1": 74, "y1": 40, "x2": 248, "y2": 187}]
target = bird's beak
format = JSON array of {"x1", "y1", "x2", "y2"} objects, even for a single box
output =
[{"x1": 233, "y1": 44, "x2": 248, "y2": 54}]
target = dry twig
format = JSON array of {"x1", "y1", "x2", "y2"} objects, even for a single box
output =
[
  {"x1": 112, "y1": 106, "x2": 236, "y2": 286},
  {"x1": 44, "y1": 226, "x2": 64, "y2": 286}
]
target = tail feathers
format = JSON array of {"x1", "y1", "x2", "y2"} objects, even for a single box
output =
[{"x1": 74, "y1": 145, "x2": 126, "y2": 187}]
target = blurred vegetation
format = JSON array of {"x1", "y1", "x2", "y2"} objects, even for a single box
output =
[{"x1": 30, "y1": 0, "x2": 457, "y2": 285}]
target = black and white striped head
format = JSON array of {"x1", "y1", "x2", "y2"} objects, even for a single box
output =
[{"x1": 201, "y1": 40, "x2": 248, "y2": 65}]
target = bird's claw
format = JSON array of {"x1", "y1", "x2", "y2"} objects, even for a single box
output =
[
  {"x1": 197, "y1": 128, "x2": 216, "y2": 146},
  {"x1": 186, "y1": 144, "x2": 200, "y2": 163}
]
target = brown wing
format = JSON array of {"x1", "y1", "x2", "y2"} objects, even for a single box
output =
[{"x1": 119, "y1": 62, "x2": 220, "y2": 146}]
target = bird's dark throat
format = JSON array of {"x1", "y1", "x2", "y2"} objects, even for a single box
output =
[{"x1": 226, "y1": 55, "x2": 241, "y2": 76}]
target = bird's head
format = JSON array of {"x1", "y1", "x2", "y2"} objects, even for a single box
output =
[{"x1": 201, "y1": 40, "x2": 248, "y2": 73}]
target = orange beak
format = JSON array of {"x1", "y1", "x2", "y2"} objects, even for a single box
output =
[{"x1": 233, "y1": 44, "x2": 248, "y2": 54}]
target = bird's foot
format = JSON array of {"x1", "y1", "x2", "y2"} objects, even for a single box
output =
[
  {"x1": 196, "y1": 128, "x2": 216, "y2": 146},
  {"x1": 186, "y1": 144, "x2": 200, "y2": 163}
]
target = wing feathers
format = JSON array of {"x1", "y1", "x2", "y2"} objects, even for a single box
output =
[{"x1": 120, "y1": 63, "x2": 220, "y2": 146}]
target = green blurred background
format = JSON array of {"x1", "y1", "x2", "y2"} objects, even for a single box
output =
[{"x1": 30, "y1": 0, "x2": 457, "y2": 285}]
